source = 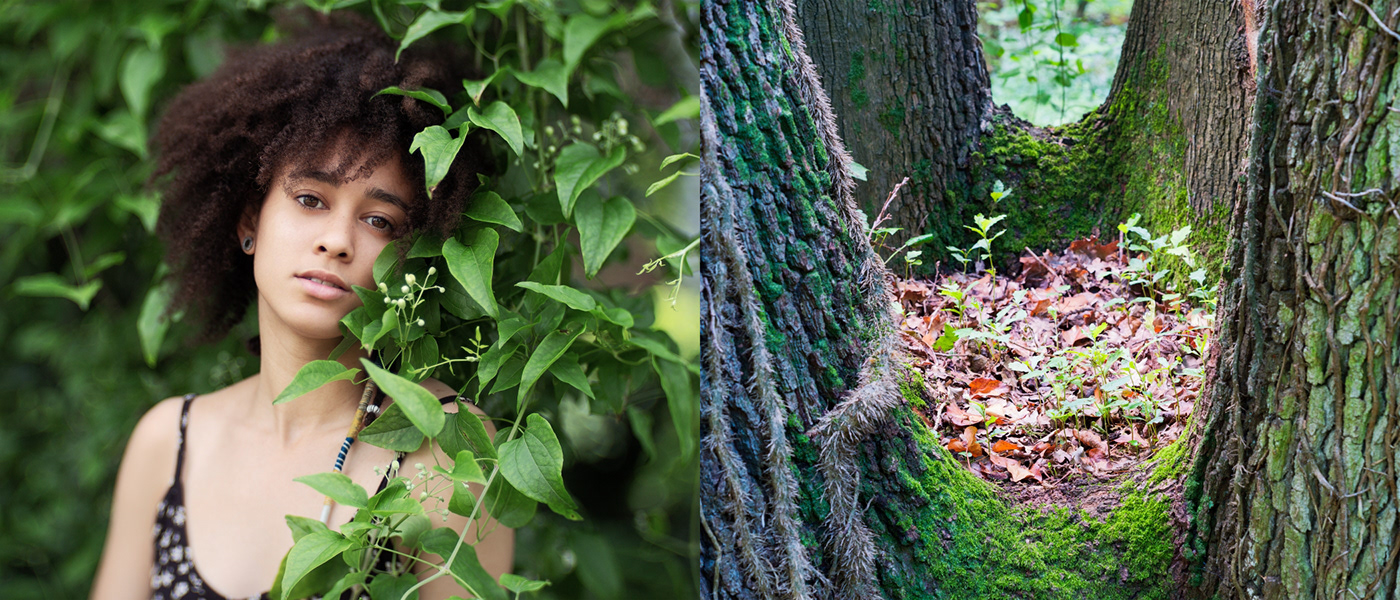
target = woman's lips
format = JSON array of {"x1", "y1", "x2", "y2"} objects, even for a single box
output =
[{"x1": 297, "y1": 275, "x2": 350, "y2": 301}]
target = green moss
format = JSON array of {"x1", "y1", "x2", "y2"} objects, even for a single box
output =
[
  {"x1": 848, "y1": 50, "x2": 869, "y2": 109},
  {"x1": 878, "y1": 97, "x2": 906, "y2": 139},
  {"x1": 863, "y1": 406, "x2": 1174, "y2": 599},
  {"x1": 898, "y1": 364, "x2": 927, "y2": 411}
]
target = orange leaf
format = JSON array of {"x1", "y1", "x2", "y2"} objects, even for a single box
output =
[
  {"x1": 968, "y1": 377, "x2": 1009, "y2": 399},
  {"x1": 992, "y1": 440, "x2": 1021, "y2": 454},
  {"x1": 1074, "y1": 429, "x2": 1108, "y2": 459},
  {"x1": 947, "y1": 439, "x2": 968, "y2": 453}
]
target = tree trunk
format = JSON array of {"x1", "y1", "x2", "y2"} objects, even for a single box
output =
[
  {"x1": 794, "y1": 0, "x2": 1255, "y2": 273},
  {"x1": 792, "y1": 0, "x2": 990, "y2": 241},
  {"x1": 1185, "y1": 2, "x2": 1400, "y2": 598},
  {"x1": 699, "y1": 0, "x2": 895, "y2": 596}
]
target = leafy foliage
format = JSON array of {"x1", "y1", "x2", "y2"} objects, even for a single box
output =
[{"x1": 0, "y1": 1, "x2": 699, "y2": 598}]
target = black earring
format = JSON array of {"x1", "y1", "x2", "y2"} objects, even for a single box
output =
[{"x1": 242, "y1": 236, "x2": 254, "y2": 252}]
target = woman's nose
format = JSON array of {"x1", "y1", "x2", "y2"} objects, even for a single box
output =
[{"x1": 315, "y1": 214, "x2": 355, "y2": 259}]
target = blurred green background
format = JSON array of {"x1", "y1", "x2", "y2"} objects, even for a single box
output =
[
  {"x1": 0, "y1": 1, "x2": 699, "y2": 598},
  {"x1": 978, "y1": 0, "x2": 1132, "y2": 126}
]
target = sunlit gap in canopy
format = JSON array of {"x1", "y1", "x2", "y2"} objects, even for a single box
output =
[{"x1": 977, "y1": 0, "x2": 1132, "y2": 126}]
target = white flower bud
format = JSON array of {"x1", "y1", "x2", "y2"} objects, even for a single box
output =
[
  {"x1": 406, "y1": 274, "x2": 416, "y2": 285},
  {"x1": 427, "y1": 266, "x2": 436, "y2": 275},
  {"x1": 618, "y1": 120, "x2": 628, "y2": 135},
  {"x1": 378, "y1": 282, "x2": 388, "y2": 292},
  {"x1": 544, "y1": 125, "x2": 555, "y2": 137},
  {"x1": 419, "y1": 491, "x2": 428, "y2": 501},
  {"x1": 415, "y1": 462, "x2": 425, "y2": 470},
  {"x1": 401, "y1": 285, "x2": 410, "y2": 294},
  {"x1": 417, "y1": 319, "x2": 426, "y2": 327}
]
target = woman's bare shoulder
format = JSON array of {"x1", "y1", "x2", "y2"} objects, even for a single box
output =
[{"x1": 126, "y1": 396, "x2": 186, "y2": 465}]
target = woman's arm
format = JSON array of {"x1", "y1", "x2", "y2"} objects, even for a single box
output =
[{"x1": 90, "y1": 397, "x2": 183, "y2": 600}]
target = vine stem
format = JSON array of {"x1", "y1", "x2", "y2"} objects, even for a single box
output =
[{"x1": 399, "y1": 412, "x2": 525, "y2": 599}]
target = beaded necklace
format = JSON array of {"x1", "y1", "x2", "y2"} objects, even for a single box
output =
[{"x1": 318, "y1": 378, "x2": 380, "y2": 525}]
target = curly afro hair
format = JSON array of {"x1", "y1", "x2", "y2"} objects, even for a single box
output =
[{"x1": 152, "y1": 9, "x2": 487, "y2": 341}]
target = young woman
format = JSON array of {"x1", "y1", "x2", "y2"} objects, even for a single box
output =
[{"x1": 89, "y1": 12, "x2": 512, "y2": 600}]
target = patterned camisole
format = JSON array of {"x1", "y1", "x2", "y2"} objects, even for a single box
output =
[{"x1": 149, "y1": 393, "x2": 418, "y2": 600}]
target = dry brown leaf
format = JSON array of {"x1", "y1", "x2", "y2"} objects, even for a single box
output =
[
  {"x1": 945, "y1": 403, "x2": 984, "y2": 427},
  {"x1": 1074, "y1": 429, "x2": 1108, "y2": 459},
  {"x1": 962, "y1": 426, "x2": 983, "y2": 457}
]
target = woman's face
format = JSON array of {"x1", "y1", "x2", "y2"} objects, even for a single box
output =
[{"x1": 241, "y1": 150, "x2": 414, "y2": 342}]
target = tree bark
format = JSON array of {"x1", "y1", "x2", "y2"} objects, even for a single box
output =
[
  {"x1": 699, "y1": 0, "x2": 894, "y2": 596},
  {"x1": 1185, "y1": 2, "x2": 1400, "y2": 597},
  {"x1": 794, "y1": 0, "x2": 1255, "y2": 271}
]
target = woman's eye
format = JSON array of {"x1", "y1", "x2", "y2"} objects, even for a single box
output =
[
  {"x1": 296, "y1": 195, "x2": 323, "y2": 209},
  {"x1": 366, "y1": 216, "x2": 392, "y2": 231}
]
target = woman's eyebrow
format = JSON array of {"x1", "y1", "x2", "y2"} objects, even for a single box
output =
[{"x1": 286, "y1": 169, "x2": 407, "y2": 212}]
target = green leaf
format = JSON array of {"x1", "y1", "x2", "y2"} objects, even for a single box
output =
[
  {"x1": 455, "y1": 402, "x2": 497, "y2": 459},
  {"x1": 321, "y1": 572, "x2": 369, "y2": 600},
  {"x1": 476, "y1": 342, "x2": 515, "y2": 390},
  {"x1": 361, "y1": 360, "x2": 445, "y2": 438},
  {"x1": 443, "y1": 229, "x2": 500, "y2": 318},
  {"x1": 465, "y1": 190, "x2": 523, "y2": 232},
  {"x1": 434, "y1": 449, "x2": 485, "y2": 484},
  {"x1": 12, "y1": 274, "x2": 101, "y2": 310},
  {"x1": 483, "y1": 476, "x2": 537, "y2": 528},
  {"x1": 420, "y1": 529, "x2": 507, "y2": 600},
  {"x1": 273, "y1": 360, "x2": 360, "y2": 405},
  {"x1": 549, "y1": 353, "x2": 594, "y2": 399},
  {"x1": 293, "y1": 472, "x2": 369, "y2": 509},
  {"x1": 659, "y1": 152, "x2": 698, "y2": 170},
  {"x1": 627, "y1": 334, "x2": 686, "y2": 366},
  {"x1": 462, "y1": 70, "x2": 505, "y2": 106},
  {"x1": 1018, "y1": 6, "x2": 1035, "y2": 30},
  {"x1": 407, "y1": 234, "x2": 444, "y2": 258},
  {"x1": 278, "y1": 529, "x2": 353, "y2": 600},
  {"x1": 513, "y1": 58, "x2": 569, "y2": 107},
  {"x1": 627, "y1": 407, "x2": 656, "y2": 460},
  {"x1": 563, "y1": 13, "x2": 615, "y2": 73},
  {"x1": 515, "y1": 282, "x2": 596, "y2": 311},
  {"x1": 94, "y1": 110, "x2": 147, "y2": 159},
  {"x1": 376, "y1": 86, "x2": 451, "y2": 115},
  {"x1": 410, "y1": 125, "x2": 467, "y2": 196},
  {"x1": 468, "y1": 101, "x2": 524, "y2": 157},
  {"x1": 500, "y1": 573, "x2": 550, "y2": 594},
  {"x1": 368, "y1": 572, "x2": 419, "y2": 600},
  {"x1": 284, "y1": 515, "x2": 328, "y2": 542},
  {"x1": 1054, "y1": 32, "x2": 1079, "y2": 47},
  {"x1": 448, "y1": 478, "x2": 478, "y2": 517},
  {"x1": 358, "y1": 403, "x2": 426, "y2": 452},
  {"x1": 655, "y1": 359, "x2": 696, "y2": 458},
  {"x1": 518, "y1": 324, "x2": 585, "y2": 404},
  {"x1": 554, "y1": 144, "x2": 625, "y2": 218},
  {"x1": 120, "y1": 46, "x2": 164, "y2": 119},
  {"x1": 574, "y1": 194, "x2": 635, "y2": 278},
  {"x1": 653, "y1": 96, "x2": 699, "y2": 126},
  {"x1": 137, "y1": 281, "x2": 175, "y2": 368},
  {"x1": 397, "y1": 10, "x2": 475, "y2": 60},
  {"x1": 592, "y1": 305, "x2": 634, "y2": 328},
  {"x1": 645, "y1": 170, "x2": 683, "y2": 198},
  {"x1": 499, "y1": 414, "x2": 580, "y2": 520}
]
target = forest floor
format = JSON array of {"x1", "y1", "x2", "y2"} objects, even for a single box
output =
[{"x1": 887, "y1": 224, "x2": 1214, "y2": 499}]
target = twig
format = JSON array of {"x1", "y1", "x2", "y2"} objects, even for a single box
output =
[
  {"x1": 868, "y1": 176, "x2": 911, "y2": 235},
  {"x1": 1350, "y1": 0, "x2": 1400, "y2": 42}
]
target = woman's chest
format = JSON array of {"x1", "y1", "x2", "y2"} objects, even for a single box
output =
[{"x1": 174, "y1": 431, "x2": 398, "y2": 596}]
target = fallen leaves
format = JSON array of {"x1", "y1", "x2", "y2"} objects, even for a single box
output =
[{"x1": 896, "y1": 233, "x2": 1213, "y2": 485}]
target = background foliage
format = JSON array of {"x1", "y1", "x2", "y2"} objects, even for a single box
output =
[
  {"x1": 977, "y1": 0, "x2": 1132, "y2": 126},
  {"x1": 0, "y1": 0, "x2": 699, "y2": 598}
]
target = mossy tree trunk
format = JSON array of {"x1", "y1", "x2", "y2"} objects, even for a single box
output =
[
  {"x1": 702, "y1": 0, "x2": 1197, "y2": 598},
  {"x1": 794, "y1": 0, "x2": 1255, "y2": 271},
  {"x1": 1184, "y1": 2, "x2": 1400, "y2": 598}
]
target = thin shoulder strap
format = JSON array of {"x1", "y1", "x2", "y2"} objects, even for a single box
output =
[{"x1": 173, "y1": 393, "x2": 197, "y2": 483}]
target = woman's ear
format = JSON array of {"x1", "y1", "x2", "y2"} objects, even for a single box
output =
[{"x1": 237, "y1": 205, "x2": 259, "y2": 255}]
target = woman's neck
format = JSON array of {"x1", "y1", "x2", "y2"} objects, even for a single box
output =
[{"x1": 246, "y1": 298, "x2": 369, "y2": 444}]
